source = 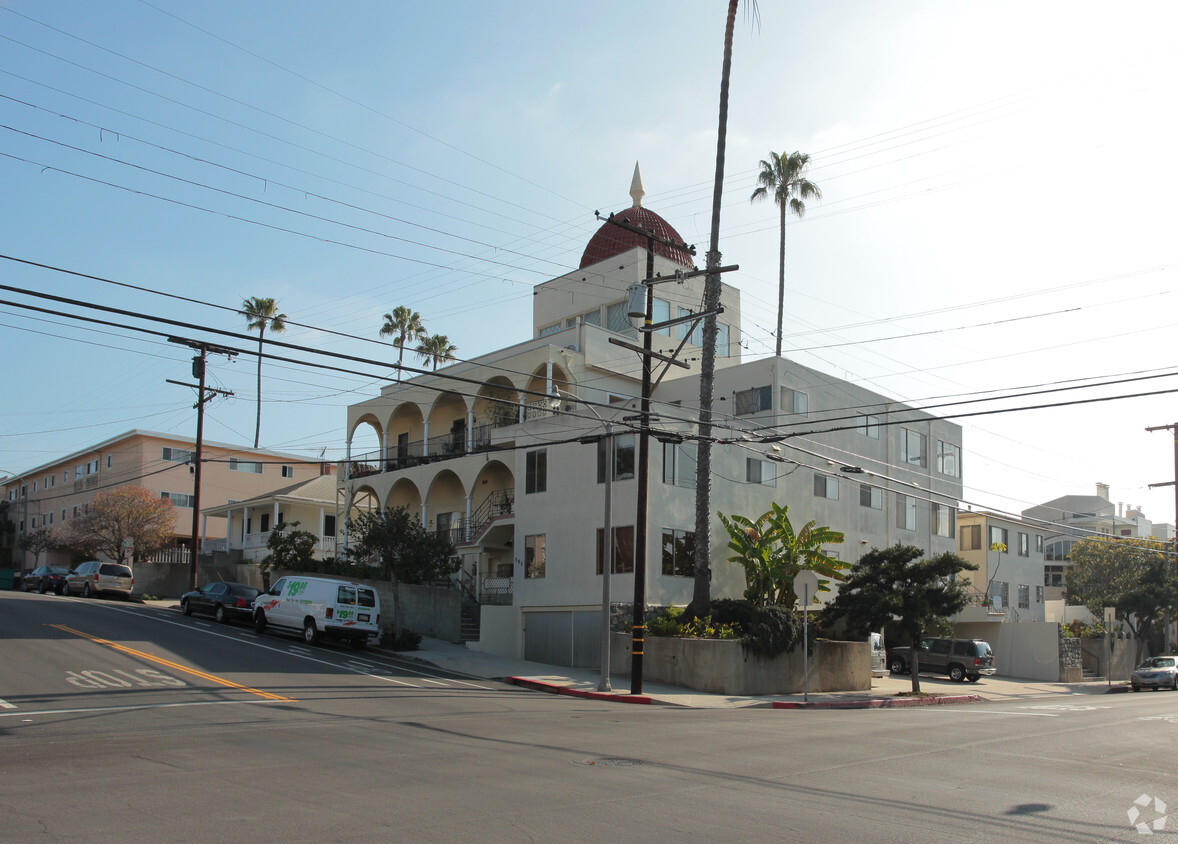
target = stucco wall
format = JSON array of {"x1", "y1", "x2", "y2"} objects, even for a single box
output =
[
  {"x1": 609, "y1": 634, "x2": 870, "y2": 695},
  {"x1": 955, "y1": 621, "x2": 1061, "y2": 681},
  {"x1": 467, "y1": 604, "x2": 520, "y2": 657}
]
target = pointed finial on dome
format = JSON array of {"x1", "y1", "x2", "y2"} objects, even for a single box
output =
[{"x1": 630, "y1": 161, "x2": 645, "y2": 208}]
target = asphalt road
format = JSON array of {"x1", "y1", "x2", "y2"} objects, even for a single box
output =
[{"x1": 2, "y1": 590, "x2": 1177, "y2": 843}]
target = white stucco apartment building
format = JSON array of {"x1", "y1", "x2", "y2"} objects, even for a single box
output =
[{"x1": 339, "y1": 172, "x2": 965, "y2": 664}]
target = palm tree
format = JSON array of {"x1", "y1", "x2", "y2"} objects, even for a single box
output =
[
  {"x1": 750, "y1": 150, "x2": 821, "y2": 358},
  {"x1": 242, "y1": 296, "x2": 287, "y2": 448},
  {"x1": 690, "y1": 0, "x2": 755, "y2": 622},
  {"x1": 415, "y1": 334, "x2": 457, "y2": 371},
  {"x1": 379, "y1": 306, "x2": 427, "y2": 382}
]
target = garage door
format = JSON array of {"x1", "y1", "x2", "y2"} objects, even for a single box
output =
[{"x1": 523, "y1": 610, "x2": 602, "y2": 668}]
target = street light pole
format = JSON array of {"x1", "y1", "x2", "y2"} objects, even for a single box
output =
[{"x1": 558, "y1": 389, "x2": 614, "y2": 692}]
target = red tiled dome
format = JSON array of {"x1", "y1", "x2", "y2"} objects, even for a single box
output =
[{"x1": 579, "y1": 207, "x2": 696, "y2": 270}]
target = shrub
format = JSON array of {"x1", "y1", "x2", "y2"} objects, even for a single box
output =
[
  {"x1": 384, "y1": 625, "x2": 421, "y2": 651},
  {"x1": 648, "y1": 606, "x2": 740, "y2": 640},
  {"x1": 712, "y1": 598, "x2": 807, "y2": 657}
]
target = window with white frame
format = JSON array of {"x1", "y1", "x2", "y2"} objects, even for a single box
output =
[
  {"x1": 859, "y1": 483, "x2": 882, "y2": 509},
  {"x1": 538, "y1": 322, "x2": 561, "y2": 338},
  {"x1": 1035, "y1": 585, "x2": 1044, "y2": 603},
  {"x1": 1018, "y1": 584, "x2": 1030, "y2": 609},
  {"x1": 989, "y1": 581, "x2": 1009, "y2": 609},
  {"x1": 716, "y1": 323, "x2": 730, "y2": 357},
  {"x1": 524, "y1": 534, "x2": 546, "y2": 578},
  {"x1": 813, "y1": 473, "x2": 838, "y2": 500},
  {"x1": 857, "y1": 414, "x2": 880, "y2": 438},
  {"x1": 163, "y1": 447, "x2": 193, "y2": 463},
  {"x1": 87, "y1": 459, "x2": 99, "y2": 475},
  {"x1": 936, "y1": 441, "x2": 961, "y2": 478},
  {"x1": 900, "y1": 429, "x2": 927, "y2": 467},
  {"x1": 281, "y1": 465, "x2": 294, "y2": 479},
  {"x1": 781, "y1": 388, "x2": 808, "y2": 416},
  {"x1": 989, "y1": 526, "x2": 1008, "y2": 550},
  {"x1": 596, "y1": 525, "x2": 635, "y2": 574},
  {"x1": 734, "y1": 386, "x2": 773, "y2": 416},
  {"x1": 661, "y1": 528, "x2": 695, "y2": 577},
  {"x1": 896, "y1": 494, "x2": 917, "y2": 531},
  {"x1": 1018, "y1": 532, "x2": 1029, "y2": 556},
  {"x1": 580, "y1": 308, "x2": 601, "y2": 327},
  {"x1": 229, "y1": 458, "x2": 263, "y2": 474},
  {"x1": 162, "y1": 491, "x2": 194, "y2": 508},
  {"x1": 525, "y1": 449, "x2": 548, "y2": 494},
  {"x1": 598, "y1": 434, "x2": 635, "y2": 482},
  {"x1": 1035, "y1": 535, "x2": 1044, "y2": 553},
  {"x1": 106, "y1": 455, "x2": 112, "y2": 468},
  {"x1": 652, "y1": 297, "x2": 670, "y2": 336},
  {"x1": 933, "y1": 503, "x2": 955, "y2": 538},
  {"x1": 663, "y1": 442, "x2": 697, "y2": 488},
  {"x1": 746, "y1": 457, "x2": 776, "y2": 487}
]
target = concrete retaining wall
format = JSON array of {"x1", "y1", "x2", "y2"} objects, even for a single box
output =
[{"x1": 608, "y1": 634, "x2": 870, "y2": 695}]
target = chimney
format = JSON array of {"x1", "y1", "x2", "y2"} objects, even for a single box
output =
[{"x1": 1096, "y1": 482, "x2": 1110, "y2": 500}]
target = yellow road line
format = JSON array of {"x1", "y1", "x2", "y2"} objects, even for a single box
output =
[{"x1": 51, "y1": 624, "x2": 296, "y2": 702}]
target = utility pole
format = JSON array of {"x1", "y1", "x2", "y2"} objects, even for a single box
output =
[
  {"x1": 168, "y1": 338, "x2": 235, "y2": 591},
  {"x1": 1146, "y1": 422, "x2": 1178, "y2": 650},
  {"x1": 598, "y1": 212, "x2": 735, "y2": 694}
]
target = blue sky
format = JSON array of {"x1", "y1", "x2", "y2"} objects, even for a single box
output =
[{"x1": 3, "y1": 0, "x2": 1178, "y2": 525}]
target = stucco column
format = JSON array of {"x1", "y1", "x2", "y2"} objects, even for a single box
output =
[
  {"x1": 273, "y1": 500, "x2": 280, "y2": 531},
  {"x1": 345, "y1": 438, "x2": 352, "y2": 480},
  {"x1": 240, "y1": 507, "x2": 247, "y2": 546},
  {"x1": 423, "y1": 421, "x2": 431, "y2": 457},
  {"x1": 518, "y1": 399, "x2": 524, "y2": 424},
  {"x1": 318, "y1": 506, "x2": 326, "y2": 552},
  {"x1": 545, "y1": 360, "x2": 553, "y2": 395},
  {"x1": 382, "y1": 429, "x2": 389, "y2": 464},
  {"x1": 421, "y1": 501, "x2": 428, "y2": 528},
  {"x1": 466, "y1": 408, "x2": 474, "y2": 454},
  {"x1": 465, "y1": 493, "x2": 473, "y2": 542}
]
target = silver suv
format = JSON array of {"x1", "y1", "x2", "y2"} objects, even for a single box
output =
[
  {"x1": 887, "y1": 637, "x2": 996, "y2": 682},
  {"x1": 64, "y1": 561, "x2": 135, "y2": 599}
]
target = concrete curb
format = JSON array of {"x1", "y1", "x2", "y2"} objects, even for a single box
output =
[
  {"x1": 772, "y1": 693, "x2": 981, "y2": 709},
  {"x1": 507, "y1": 677, "x2": 655, "y2": 705}
]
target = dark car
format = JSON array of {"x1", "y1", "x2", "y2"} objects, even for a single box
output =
[
  {"x1": 887, "y1": 637, "x2": 996, "y2": 682},
  {"x1": 1131, "y1": 656, "x2": 1178, "y2": 692},
  {"x1": 23, "y1": 565, "x2": 70, "y2": 594},
  {"x1": 181, "y1": 582, "x2": 261, "y2": 624}
]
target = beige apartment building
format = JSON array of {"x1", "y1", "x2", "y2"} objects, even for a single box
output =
[{"x1": 2, "y1": 429, "x2": 329, "y2": 569}]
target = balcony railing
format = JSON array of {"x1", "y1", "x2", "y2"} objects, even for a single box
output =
[{"x1": 347, "y1": 420, "x2": 525, "y2": 479}]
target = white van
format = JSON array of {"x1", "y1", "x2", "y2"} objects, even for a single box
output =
[{"x1": 253, "y1": 575, "x2": 380, "y2": 649}]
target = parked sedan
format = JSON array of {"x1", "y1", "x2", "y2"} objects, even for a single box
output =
[
  {"x1": 1131, "y1": 656, "x2": 1178, "y2": 692},
  {"x1": 180, "y1": 581, "x2": 260, "y2": 624},
  {"x1": 23, "y1": 565, "x2": 70, "y2": 594}
]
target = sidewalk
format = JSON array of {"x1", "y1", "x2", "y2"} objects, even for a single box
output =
[{"x1": 399, "y1": 635, "x2": 1130, "y2": 710}]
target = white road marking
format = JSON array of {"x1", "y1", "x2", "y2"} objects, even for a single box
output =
[
  {"x1": 0, "y1": 699, "x2": 17, "y2": 709},
  {"x1": 0, "y1": 699, "x2": 287, "y2": 719}
]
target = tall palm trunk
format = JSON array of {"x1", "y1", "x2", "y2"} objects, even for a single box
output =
[
  {"x1": 776, "y1": 198, "x2": 786, "y2": 358},
  {"x1": 253, "y1": 324, "x2": 265, "y2": 448},
  {"x1": 690, "y1": 0, "x2": 740, "y2": 620}
]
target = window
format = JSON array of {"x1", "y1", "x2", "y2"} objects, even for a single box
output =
[
  {"x1": 75, "y1": 466, "x2": 83, "y2": 480},
  {"x1": 813, "y1": 473, "x2": 838, "y2": 500},
  {"x1": 1044, "y1": 565, "x2": 1064, "y2": 587},
  {"x1": 678, "y1": 306, "x2": 702, "y2": 345},
  {"x1": 746, "y1": 457, "x2": 777, "y2": 487},
  {"x1": 859, "y1": 483, "x2": 881, "y2": 509},
  {"x1": 661, "y1": 528, "x2": 695, "y2": 577},
  {"x1": 525, "y1": 449, "x2": 547, "y2": 494},
  {"x1": 960, "y1": 524, "x2": 981, "y2": 551},
  {"x1": 61, "y1": 509, "x2": 66, "y2": 521},
  {"x1": 1046, "y1": 540, "x2": 1074, "y2": 561},
  {"x1": 106, "y1": 455, "x2": 112, "y2": 468},
  {"x1": 538, "y1": 322, "x2": 561, "y2": 338},
  {"x1": 857, "y1": 414, "x2": 880, "y2": 438},
  {"x1": 896, "y1": 494, "x2": 917, "y2": 531},
  {"x1": 936, "y1": 441, "x2": 961, "y2": 477},
  {"x1": 1018, "y1": 532, "x2": 1029, "y2": 557},
  {"x1": 281, "y1": 465, "x2": 294, "y2": 479},
  {"x1": 524, "y1": 534, "x2": 546, "y2": 578},
  {"x1": 663, "y1": 442, "x2": 697, "y2": 488},
  {"x1": 1035, "y1": 585, "x2": 1044, "y2": 603},
  {"x1": 32, "y1": 481, "x2": 36, "y2": 493},
  {"x1": 596, "y1": 526, "x2": 635, "y2": 574},
  {"x1": 652, "y1": 297, "x2": 670, "y2": 336},
  {"x1": 598, "y1": 434, "x2": 635, "y2": 482},
  {"x1": 1018, "y1": 584, "x2": 1030, "y2": 609},
  {"x1": 734, "y1": 386, "x2": 773, "y2": 416},
  {"x1": 49, "y1": 475, "x2": 55, "y2": 488},
  {"x1": 989, "y1": 526, "x2": 1008, "y2": 551},
  {"x1": 1036, "y1": 535, "x2": 1043, "y2": 553},
  {"x1": 323, "y1": 515, "x2": 336, "y2": 537},
  {"x1": 161, "y1": 491, "x2": 194, "y2": 508},
  {"x1": 989, "y1": 581, "x2": 1009, "y2": 610},
  {"x1": 260, "y1": 513, "x2": 271, "y2": 532},
  {"x1": 933, "y1": 504, "x2": 954, "y2": 538},
  {"x1": 900, "y1": 429, "x2": 927, "y2": 467},
  {"x1": 716, "y1": 323, "x2": 730, "y2": 357},
  {"x1": 86, "y1": 459, "x2": 99, "y2": 475},
  {"x1": 229, "y1": 458, "x2": 263, "y2": 474},
  {"x1": 163, "y1": 447, "x2": 193, "y2": 463},
  {"x1": 606, "y1": 301, "x2": 634, "y2": 335},
  {"x1": 781, "y1": 388, "x2": 808, "y2": 416},
  {"x1": 580, "y1": 308, "x2": 601, "y2": 327},
  {"x1": 47, "y1": 512, "x2": 52, "y2": 525}
]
